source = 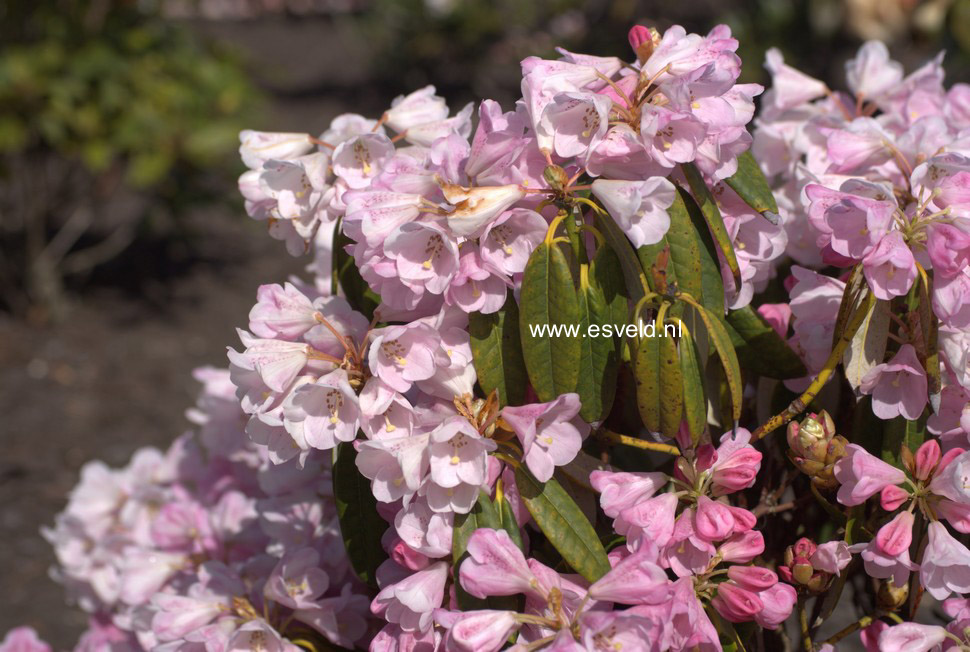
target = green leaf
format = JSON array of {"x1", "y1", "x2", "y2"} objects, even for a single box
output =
[
  {"x1": 333, "y1": 441, "x2": 388, "y2": 589},
  {"x1": 681, "y1": 162, "x2": 741, "y2": 290},
  {"x1": 725, "y1": 305, "x2": 807, "y2": 380},
  {"x1": 520, "y1": 241, "x2": 581, "y2": 401},
  {"x1": 452, "y1": 492, "x2": 519, "y2": 610},
  {"x1": 576, "y1": 264, "x2": 619, "y2": 422},
  {"x1": 514, "y1": 465, "x2": 611, "y2": 583},
  {"x1": 842, "y1": 299, "x2": 890, "y2": 395},
  {"x1": 335, "y1": 230, "x2": 379, "y2": 320},
  {"x1": 590, "y1": 243, "x2": 629, "y2": 340},
  {"x1": 690, "y1": 303, "x2": 743, "y2": 423},
  {"x1": 724, "y1": 150, "x2": 778, "y2": 215},
  {"x1": 593, "y1": 210, "x2": 647, "y2": 304},
  {"x1": 882, "y1": 414, "x2": 928, "y2": 467},
  {"x1": 468, "y1": 290, "x2": 527, "y2": 406},
  {"x1": 679, "y1": 325, "x2": 707, "y2": 444},
  {"x1": 634, "y1": 319, "x2": 662, "y2": 433},
  {"x1": 659, "y1": 324, "x2": 684, "y2": 438},
  {"x1": 498, "y1": 496, "x2": 524, "y2": 551}
]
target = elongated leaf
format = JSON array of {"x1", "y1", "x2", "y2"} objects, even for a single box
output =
[
  {"x1": 679, "y1": 326, "x2": 707, "y2": 444},
  {"x1": 681, "y1": 162, "x2": 741, "y2": 289},
  {"x1": 576, "y1": 264, "x2": 619, "y2": 422},
  {"x1": 678, "y1": 188, "x2": 726, "y2": 316},
  {"x1": 498, "y1": 496, "x2": 524, "y2": 551},
  {"x1": 659, "y1": 324, "x2": 684, "y2": 438},
  {"x1": 725, "y1": 305, "x2": 806, "y2": 380},
  {"x1": 520, "y1": 242, "x2": 581, "y2": 401},
  {"x1": 594, "y1": 210, "x2": 647, "y2": 304},
  {"x1": 333, "y1": 441, "x2": 388, "y2": 589},
  {"x1": 335, "y1": 230, "x2": 379, "y2": 320},
  {"x1": 634, "y1": 320, "x2": 662, "y2": 432},
  {"x1": 469, "y1": 290, "x2": 527, "y2": 406},
  {"x1": 842, "y1": 299, "x2": 890, "y2": 396},
  {"x1": 690, "y1": 303, "x2": 743, "y2": 422},
  {"x1": 919, "y1": 273, "x2": 942, "y2": 412},
  {"x1": 515, "y1": 465, "x2": 611, "y2": 583},
  {"x1": 832, "y1": 265, "x2": 867, "y2": 348},
  {"x1": 590, "y1": 243, "x2": 629, "y2": 339},
  {"x1": 452, "y1": 492, "x2": 519, "y2": 610},
  {"x1": 724, "y1": 150, "x2": 778, "y2": 215}
]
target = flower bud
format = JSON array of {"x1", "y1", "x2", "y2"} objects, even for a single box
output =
[
  {"x1": 780, "y1": 538, "x2": 831, "y2": 594},
  {"x1": 542, "y1": 165, "x2": 570, "y2": 193},
  {"x1": 786, "y1": 411, "x2": 847, "y2": 489},
  {"x1": 877, "y1": 579, "x2": 909, "y2": 611}
]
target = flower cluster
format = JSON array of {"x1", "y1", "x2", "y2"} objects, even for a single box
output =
[
  {"x1": 12, "y1": 22, "x2": 970, "y2": 652},
  {"x1": 35, "y1": 367, "x2": 373, "y2": 651}
]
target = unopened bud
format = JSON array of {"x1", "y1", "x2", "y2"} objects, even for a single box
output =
[
  {"x1": 877, "y1": 579, "x2": 909, "y2": 611},
  {"x1": 780, "y1": 537, "x2": 832, "y2": 594},
  {"x1": 786, "y1": 411, "x2": 847, "y2": 489},
  {"x1": 542, "y1": 165, "x2": 570, "y2": 193}
]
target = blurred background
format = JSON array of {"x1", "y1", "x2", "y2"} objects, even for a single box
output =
[{"x1": 1, "y1": 0, "x2": 970, "y2": 646}]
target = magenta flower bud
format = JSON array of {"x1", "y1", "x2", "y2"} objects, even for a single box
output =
[
  {"x1": 627, "y1": 25, "x2": 652, "y2": 52},
  {"x1": 880, "y1": 485, "x2": 911, "y2": 512},
  {"x1": 875, "y1": 511, "x2": 914, "y2": 557},
  {"x1": 711, "y1": 582, "x2": 763, "y2": 623},
  {"x1": 727, "y1": 566, "x2": 778, "y2": 592},
  {"x1": 913, "y1": 439, "x2": 941, "y2": 481}
]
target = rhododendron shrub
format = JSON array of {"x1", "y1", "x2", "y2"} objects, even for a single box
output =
[{"x1": 9, "y1": 23, "x2": 970, "y2": 652}]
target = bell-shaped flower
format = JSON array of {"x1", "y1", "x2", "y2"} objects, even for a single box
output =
[
  {"x1": 753, "y1": 582, "x2": 797, "y2": 630},
  {"x1": 384, "y1": 86, "x2": 450, "y2": 134},
  {"x1": 239, "y1": 130, "x2": 313, "y2": 169},
  {"x1": 445, "y1": 249, "x2": 509, "y2": 315},
  {"x1": 590, "y1": 470, "x2": 667, "y2": 519},
  {"x1": 394, "y1": 499, "x2": 453, "y2": 559},
  {"x1": 343, "y1": 190, "x2": 423, "y2": 248},
  {"x1": 811, "y1": 540, "x2": 852, "y2": 576},
  {"x1": 878, "y1": 622, "x2": 948, "y2": 652},
  {"x1": 369, "y1": 323, "x2": 450, "y2": 393},
  {"x1": 435, "y1": 610, "x2": 519, "y2": 652},
  {"x1": 920, "y1": 521, "x2": 970, "y2": 600},
  {"x1": 249, "y1": 283, "x2": 318, "y2": 340},
  {"x1": 479, "y1": 208, "x2": 547, "y2": 277},
  {"x1": 459, "y1": 529, "x2": 541, "y2": 600},
  {"x1": 502, "y1": 394, "x2": 590, "y2": 483},
  {"x1": 845, "y1": 41, "x2": 903, "y2": 100},
  {"x1": 711, "y1": 582, "x2": 763, "y2": 623},
  {"x1": 537, "y1": 91, "x2": 612, "y2": 159},
  {"x1": 356, "y1": 434, "x2": 430, "y2": 503},
  {"x1": 853, "y1": 540, "x2": 917, "y2": 587},
  {"x1": 617, "y1": 492, "x2": 679, "y2": 549},
  {"x1": 588, "y1": 544, "x2": 669, "y2": 604},
  {"x1": 283, "y1": 370, "x2": 360, "y2": 451},
  {"x1": 371, "y1": 561, "x2": 449, "y2": 633},
  {"x1": 834, "y1": 444, "x2": 907, "y2": 505},
  {"x1": 804, "y1": 182, "x2": 896, "y2": 260},
  {"x1": 926, "y1": 222, "x2": 970, "y2": 279},
  {"x1": 440, "y1": 182, "x2": 526, "y2": 239},
  {"x1": 264, "y1": 548, "x2": 330, "y2": 610},
  {"x1": 763, "y1": 48, "x2": 828, "y2": 113},
  {"x1": 862, "y1": 232, "x2": 917, "y2": 300},
  {"x1": 590, "y1": 177, "x2": 676, "y2": 248},
  {"x1": 332, "y1": 133, "x2": 394, "y2": 189},
  {"x1": 384, "y1": 222, "x2": 460, "y2": 296},
  {"x1": 693, "y1": 496, "x2": 736, "y2": 542},
  {"x1": 428, "y1": 417, "x2": 495, "y2": 504},
  {"x1": 859, "y1": 344, "x2": 928, "y2": 420}
]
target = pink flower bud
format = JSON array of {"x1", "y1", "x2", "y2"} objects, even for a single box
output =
[
  {"x1": 880, "y1": 485, "x2": 910, "y2": 511},
  {"x1": 627, "y1": 25, "x2": 652, "y2": 52},
  {"x1": 438, "y1": 609, "x2": 519, "y2": 652},
  {"x1": 878, "y1": 623, "x2": 948, "y2": 652},
  {"x1": 459, "y1": 529, "x2": 540, "y2": 600},
  {"x1": 913, "y1": 439, "x2": 941, "y2": 481},
  {"x1": 711, "y1": 582, "x2": 763, "y2": 623},
  {"x1": 727, "y1": 566, "x2": 778, "y2": 591},
  {"x1": 588, "y1": 545, "x2": 669, "y2": 604},
  {"x1": 718, "y1": 531, "x2": 765, "y2": 563},
  {"x1": 694, "y1": 496, "x2": 735, "y2": 541},
  {"x1": 875, "y1": 511, "x2": 914, "y2": 557},
  {"x1": 754, "y1": 582, "x2": 797, "y2": 630}
]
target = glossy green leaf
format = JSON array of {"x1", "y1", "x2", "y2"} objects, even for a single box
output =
[
  {"x1": 515, "y1": 465, "x2": 611, "y2": 583},
  {"x1": 333, "y1": 441, "x2": 388, "y2": 589},
  {"x1": 452, "y1": 492, "x2": 519, "y2": 610},
  {"x1": 468, "y1": 290, "x2": 527, "y2": 406},
  {"x1": 682, "y1": 162, "x2": 741, "y2": 290},
  {"x1": 724, "y1": 150, "x2": 778, "y2": 215},
  {"x1": 659, "y1": 324, "x2": 684, "y2": 438},
  {"x1": 576, "y1": 264, "x2": 619, "y2": 422},
  {"x1": 520, "y1": 241, "x2": 581, "y2": 401},
  {"x1": 634, "y1": 319, "x2": 662, "y2": 433},
  {"x1": 725, "y1": 304, "x2": 807, "y2": 380},
  {"x1": 590, "y1": 243, "x2": 629, "y2": 339},
  {"x1": 679, "y1": 325, "x2": 707, "y2": 444}
]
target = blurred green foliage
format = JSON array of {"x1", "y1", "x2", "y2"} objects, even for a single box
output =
[
  {"x1": 0, "y1": 3, "x2": 252, "y2": 186},
  {"x1": 0, "y1": 1, "x2": 258, "y2": 316}
]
